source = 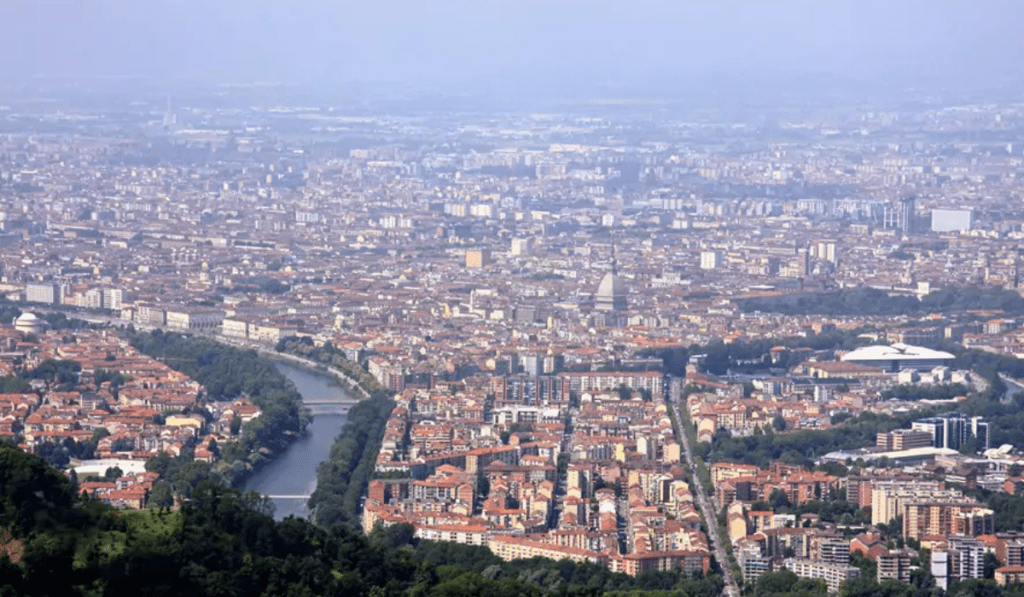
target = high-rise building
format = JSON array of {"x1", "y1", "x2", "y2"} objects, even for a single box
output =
[
  {"x1": 903, "y1": 498, "x2": 993, "y2": 539},
  {"x1": 932, "y1": 538, "x2": 986, "y2": 590},
  {"x1": 876, "y1": 429, "x2": 933, "y2": 451},
  {"x1": 783, "y1": 558, "x2": 860, "y2": 594},
  {"x1": 700, "y1": 251, "x2": 722, "y2": 270},
  {"x1": 511, "y1": 238, "x2": 533, "y2": 256},
  {"x1": 814, "y1": 536, "x2": 850, "y2": 565},
  {"x1": 878, "y1": 549, "x2": 914, "y2": 583},
  {"x1": 737, "y1": 540, "x2": 771, "y2": 582},
  {"x1": 103, "y1": 289, "x2": 124, "y2": 311},
  {"x1": 816, "y1": 241, "x2": 837, "y2": 264},
  {"x1": 912, "y1": 413, "x2": 989, "y2": 451},
  {"x1": 25, "y1": 283, "x2": 61, "y2": 305},
  {"x1": 83, "y1": 289, "x2": 103, "y2": 309},
  {"x1": 521, "y1": 354, "x2": 543, "y2": 377},
  {"x1": 931, "y1": 209, "x2": 973, "y2": 233},
  {"x1": 899, "y1": 196, "x2": 916, "y2": 233},
  {"x1": 885, "y1": 196, "x2": 917, "y2": 232}
]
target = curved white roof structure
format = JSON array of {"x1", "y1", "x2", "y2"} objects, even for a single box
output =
[
  {"x1": 841, "y1": 343, "x2": 954, "y2": 362},
  {"x1": 841, "y1": 343, "x2": 955, "y2": 372}
]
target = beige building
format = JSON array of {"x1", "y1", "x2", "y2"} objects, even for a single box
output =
[
  {"x1": 876, "y1": 429, "x2": 933, "y2": 451},
  {"x1": 488, "y1": 535, "x2": 605, "y2": 565},
  {"x1": 870, "y1": 479, "x2": 944, "y2": 525},
  {"x1": 221, "y1": 318, "x2": 250, "y2": 339},
  {"x1": 995, "y1": 566, "x2": 1024, "y2": 586},
  {"x1": 249, "y1": 322, "x2": 298, "y2": 344},
  {"x1": 465, "y1": 248, "x2": 492, "y2": 268},
  {"x1": 165, "y1": 307, "x2": 224, "y2": 331}
]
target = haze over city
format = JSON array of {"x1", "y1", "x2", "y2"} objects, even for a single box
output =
[
  {"x1": 2, "y1": 0, "x2": 1024, "y2": 92},
  {"x1": 4, "y1": 2, "x2": 1024, "y2": 597}
]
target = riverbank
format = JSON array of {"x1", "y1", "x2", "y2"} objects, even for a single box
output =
[
  {"x1": 145, "y1": 331, "x2": 393, "y2": 526},
  {"x1": 128, "y1": 330, "x2": 309, "y2": 499},
  {"x1": 244, "y1": 361, "x2": 352, "y2": 519},
  {"x1": 261, "y1": 343, "x2": 396, "y2": 526},
  {"x1": 306, "y1": 388, "x2": 395, "y2": 526},
  {"x1": 212, "y1": 334, "x2": 371, "y2": 400},
  {"x1": 265, "y1": 350, "x2": 369, "y2": 400}
]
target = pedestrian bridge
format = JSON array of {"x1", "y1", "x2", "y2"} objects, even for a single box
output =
[{"x1": 265, "y1": 494, "x2": 311, "y2": 499}]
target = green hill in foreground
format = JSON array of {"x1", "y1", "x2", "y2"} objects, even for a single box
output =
[{"x1": 0, "y1": 442, "x2": 723, "y2": 597}]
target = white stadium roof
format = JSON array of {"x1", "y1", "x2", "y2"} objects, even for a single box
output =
[{"x1": 841, "y1": 343, "x2": 955, "y2": 362}]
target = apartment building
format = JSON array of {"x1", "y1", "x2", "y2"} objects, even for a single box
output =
[{"x1": 783, "y1": 558, "x2": 860, "y2": 594}]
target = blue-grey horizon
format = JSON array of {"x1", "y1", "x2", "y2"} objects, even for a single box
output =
[{"x1": 0, "y1": 0, "x2": 1022, "y2": 88}]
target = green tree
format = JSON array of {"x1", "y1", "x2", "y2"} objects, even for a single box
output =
[
  {"x1": 0, "y1": 443, "x2": 79, "y2": 535},
  {"x1": 147, "y1": 481, "x2": 174, "y2": 508},
  {"x1": 754, "y1": 569, "x2": 800, "y2": 597},
  {"x1": 984, "y1": 551, "x2": 1001, "y2": 579},
  {"x1": 769, "y1": 488, "x2": 792, "y2": 511}
]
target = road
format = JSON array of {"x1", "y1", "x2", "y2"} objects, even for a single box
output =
[
  {"x1": 669, "y1": 379, "x2": 740, "y2": 597},
  {"x1": 549, "y1": 408, "x2": 576, "y2": 529}
]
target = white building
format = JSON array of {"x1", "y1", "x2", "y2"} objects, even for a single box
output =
[
  {"x1": 103, "y1": 289, "x2": 124, "y2": 311},
  {"x1": 700, "y1": 251, "x2": 722, "y2": 270},
  {"x1": 25, "y1": 283, "x2": 61, "y2": 305},
  {"x1": 931, "y1": 209, "x2": 973, "y2": 233},
  {"x1": 783, "y1": 558, "x2": 860, "y2": 593},
  {"x1": 511, "y1": 238, "x2": 533, "y2": 256},
  {"x1": 932, "y1": 538, "x2": 985, "y2": 590},
  {"x1": 165, "y1": 307, "x2": 224, "y2": 331}
]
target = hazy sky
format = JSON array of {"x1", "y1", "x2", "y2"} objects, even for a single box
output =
[{"x1": 1, "y1": 0, "x2": 1022, "y2": 85}]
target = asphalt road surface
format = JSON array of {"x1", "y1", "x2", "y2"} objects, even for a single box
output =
[{"x1": 669, "y1": 383, "x2": 740, "y2": 597}]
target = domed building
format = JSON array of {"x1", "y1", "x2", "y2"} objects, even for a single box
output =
[{"x1": 14, "y1": 312, "x2": 44, "y2": 335}]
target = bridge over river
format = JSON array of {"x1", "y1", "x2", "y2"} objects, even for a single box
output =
[
  {"x1": 244, "y1": 361, "x2": 357, "y2": 519},
  {"x1": 303, "y1": 399, "x2": 357, "y2": 416}
]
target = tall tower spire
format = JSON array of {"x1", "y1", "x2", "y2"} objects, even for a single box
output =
[
  {"x1": 595, "y1": 241, "x2": 627, "y2": 313},
  {"x1": 162, "y1": 94, "x2": 176, "y2": 130}
]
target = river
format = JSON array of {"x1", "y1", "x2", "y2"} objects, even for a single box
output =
[
  {"x1": 244, "y1": 361, "x2": 355, "y2": 519},
  {"x1": 1001, "y1": 374, "x2": 1024, "y2": 405}
]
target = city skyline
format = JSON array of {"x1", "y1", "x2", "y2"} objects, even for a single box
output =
[{"x1": 5, "y1": 3, "x2": 1024, "y2": 594}]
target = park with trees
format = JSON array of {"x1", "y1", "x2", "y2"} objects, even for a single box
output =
[{"x1": 736, "y1": 286, "x2": 1024, "y2": 318}]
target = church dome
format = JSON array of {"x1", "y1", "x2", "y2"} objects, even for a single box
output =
[{"x1": 14, "y1": 312, "x2": 43, "y2": 334}]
